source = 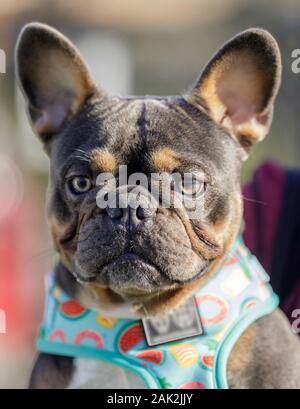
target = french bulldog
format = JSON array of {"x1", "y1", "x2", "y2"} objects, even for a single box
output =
[{"x1": 15, "y1": 22, "x2": 300, "y2": 388}]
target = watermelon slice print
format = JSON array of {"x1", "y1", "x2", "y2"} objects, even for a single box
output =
[
  {"x1": 74, "y1": 329, "x2": 104, "y2": 348},
  {"x1": 60, "y1": 299, "x2": 88, "y2": 320},
  {"x1": 118, "y1": 324, "x2": 145, "y2": 353},
  {"x1": 135, "y1": 349, "x2": 164, "y2": 365},
  {"x1": 179, "y1": 381, "x2": 205, "y2": 389},
  {"x1": 201, "y1": 355, "x2": 214, "y2": 370}
]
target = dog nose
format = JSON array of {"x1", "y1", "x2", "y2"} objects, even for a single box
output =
[
  {"x1": 106, "y1": 204, "x2": 157, "y2": 225},
  {"x1": 105, "y1": 189, "x2": 157, "y2": 227}
]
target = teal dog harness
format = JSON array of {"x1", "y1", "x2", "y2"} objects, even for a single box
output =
[{"x1": 37, "y1": 237, "x2": 279, "y2": 389}]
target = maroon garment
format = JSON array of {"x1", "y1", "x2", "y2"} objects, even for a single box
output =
[
  {"x1": 243, "y1": 161, "x2": 286, "y2": 273},
  {"x1": 283, "y1": 277, "x2": 300, "y2": 323},
  {"x1": 243, "y1": 161, "x2": 300, "y2": 330}
]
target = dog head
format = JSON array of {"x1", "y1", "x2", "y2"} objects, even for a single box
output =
[{"x1": 16, "y1": 23, "x2": 281, "y2": 316}]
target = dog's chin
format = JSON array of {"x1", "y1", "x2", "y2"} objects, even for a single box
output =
[
  {"x1": 74, "y1": 252, "x2": 211, "y2": 304},
  {"x1": 77, "y1": 252, "x2": 174, "y2": 294}
]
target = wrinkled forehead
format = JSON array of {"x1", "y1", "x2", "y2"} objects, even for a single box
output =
[{"x1": 50, "y1": 96, "x2": 236, "y2": 177}]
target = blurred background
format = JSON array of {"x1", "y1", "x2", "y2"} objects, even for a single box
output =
[{"x1": 0, "y1": 0, "x2": 300, "y2": 388}]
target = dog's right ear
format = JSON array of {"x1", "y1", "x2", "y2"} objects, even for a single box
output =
[
  {"x1": 16, "y1": 22, "x2": 97, "y2": 143},
  {"x1": 186, "y1": 29, "x2": 281, "y2": 157}
]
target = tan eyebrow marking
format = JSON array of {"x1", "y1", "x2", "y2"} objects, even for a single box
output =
[
  {"x1": 151, "y1": 148, "x2": 181, "y2": 172},
  {"x1": 91, "y1": 149, "x2": 118, "y2": 173}
]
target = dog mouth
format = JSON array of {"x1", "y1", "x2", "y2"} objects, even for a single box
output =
[
  {"x1": 109, "y1": 252, "x2": 157, "y2": 267},
  {"x1": 74, "y1": 252, "x2": 169, "y2": 288},
  {"x1": 74, "y1": 250, "x2": 211, "y2": 296},
  {"x1": 104, "y1": 252, "x2": 164, "y2": 287}
]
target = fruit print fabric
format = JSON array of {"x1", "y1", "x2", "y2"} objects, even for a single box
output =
[{"x1": 37, "y1": 237, "x2": 279, "y2": 389}]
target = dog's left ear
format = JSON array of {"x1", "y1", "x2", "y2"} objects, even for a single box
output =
[
  {"x1": 187, "y1": 28, "x2": 281, "y2": 156},
  {"x1": 15, "y1": 22, "x2": 97, "y2": 142}
]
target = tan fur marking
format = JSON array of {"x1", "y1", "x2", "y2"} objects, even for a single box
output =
[
  {"x1": 151, "y1": 148, "x2": 181, "y2": 173},
  {"x1": 199, "y1": 52, "x2": 264, "y2": 120},
  {"x1": 91, "y1": 149, "x2": 118, "y2": 173},
  {"x1": 192, "y1": 50, "x2": 273, "y2": 147},
  {"x1": 79, "y1": 285, "x2": 140, "y2": 318}
]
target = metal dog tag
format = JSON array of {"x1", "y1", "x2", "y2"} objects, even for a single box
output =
[{"x1": 142, "y1": 297, "x2": 203, "y2": 346}]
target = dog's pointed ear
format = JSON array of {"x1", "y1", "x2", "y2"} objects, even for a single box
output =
[
  {"x1": 187, "y1": 28, "x2": 281, "y2": 156},
  {"x1": 16, "y1": 22, "x2": 97, "y2": 142}
]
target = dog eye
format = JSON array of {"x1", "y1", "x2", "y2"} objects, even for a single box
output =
[
  {"x1": 181, "y1": 176, "x2": 206, "y2": 198},
  {"x1": 68, "y1": 176, "x2": 92, "y2": 194}
]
